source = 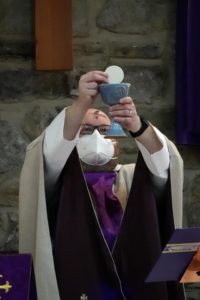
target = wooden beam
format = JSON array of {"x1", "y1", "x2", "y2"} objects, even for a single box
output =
[{"x1": 35, "y1": 0, "x2": 73, "y2": 70}]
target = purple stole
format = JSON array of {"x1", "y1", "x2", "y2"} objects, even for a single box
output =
[
  {"x1": 51, "y1": 149, "x2": 185, "y2": 300},
  {"x1": 84, "y1": 171, "x2": 123, "y2": 250}
]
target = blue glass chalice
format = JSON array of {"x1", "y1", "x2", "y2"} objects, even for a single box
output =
[{"x1": 98, "y1": 83, "x2": 131, "y2": 138}]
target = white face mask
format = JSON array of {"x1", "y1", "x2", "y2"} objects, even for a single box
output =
[{"x1": 77, "y1": 130, "x2": 115, "y2": 166}]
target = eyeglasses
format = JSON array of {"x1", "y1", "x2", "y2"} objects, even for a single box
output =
[{"x1": 80, "y1": 124, "x2": 111, "y2": 135}]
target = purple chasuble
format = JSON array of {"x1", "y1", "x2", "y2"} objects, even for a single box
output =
[{"x1": 84, "y1": 172, "x2": 123, "y2": 250}]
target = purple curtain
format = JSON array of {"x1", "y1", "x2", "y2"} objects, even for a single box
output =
[{"x1": 176, "y1": 0, "x2": 200, "y2": 145}]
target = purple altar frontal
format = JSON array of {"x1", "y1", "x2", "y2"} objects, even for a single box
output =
[
  {"x1": 146, "y1": 228, "x2": 200, "y2": 283},
  {"x1": 0, "y1": 253, "x2": 37, "y2": 300}
]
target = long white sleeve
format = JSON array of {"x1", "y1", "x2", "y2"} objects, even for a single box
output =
[
  {"x1": 135, "y1": 126, "x2": 170, "y2": 179},
  {"x1": 135, "y1": 126, "x2": 170, "y2": 193},
  {"x1": 43, "y1": 108, "x2": 80, "y2": 190}
]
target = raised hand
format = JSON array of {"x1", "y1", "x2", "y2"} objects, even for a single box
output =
[
  {"x1": 64, "y1": 71, "x2": 108, "y2": 140},
  {"x1": 109, "y1": 97, "x2": 141, "y2": 133},
  {"x1": 78, "y1": 71, "x2": 108, "y2": 109}
]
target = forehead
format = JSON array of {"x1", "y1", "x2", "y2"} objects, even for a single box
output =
[{"x1": 82, "y1": 110, "x2": 110, "y2": 126}]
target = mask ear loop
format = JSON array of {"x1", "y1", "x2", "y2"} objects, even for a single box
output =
[{"x1": 108, "y1": 140, "x2": 119, "y2": 161}]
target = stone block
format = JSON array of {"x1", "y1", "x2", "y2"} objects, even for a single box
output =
[
  {"x1": 124, "y1": 66, "x2": 166, "y2": 104},
  {"x1": 185, "y1": 174, "x2": 200, "y2": 227},
  {"x1": 108, "y1": 41, "x2": 163, "y2": 59},
  {"x1": 0, "y1": 120, "x2": 27, "y2": 173},
  {"x1": 0, "y1": 0, "x2": 33, "y2": 36},
  {"x1": 178, "y1": 146, "x2": 200, "y2": 170},
  {"x1": 97, "y1": 0, "x2": 175, "y2": 34},
  {"x1": 73, "y1": 42, "x2": 104, "y2": 56},
  {"x1": 22, "y1": 105, "x2": 65, "y2": 141},
  {"x1": 0, "y1": 39, "x2": 34, "y2": 56},
  {"x1": 0, "y1": 170, "x2": 20, "y2": 207},
  {"x1": 72, "y1": 0, "x2": 89, "y2": 37},
  {"x1": 0, "y1": 69, "x2": 70, "y2": 102},
  {"x1": 0, "y1": 210, "x2": 18, "y2": 252}
]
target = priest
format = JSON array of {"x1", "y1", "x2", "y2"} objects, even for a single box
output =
[{"x1": 19, "y1": 70, "x2": 185, "y2": 300}]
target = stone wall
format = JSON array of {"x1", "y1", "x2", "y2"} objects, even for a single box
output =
[{"x1": 0, "y1": 0, "x2": 200, "y2": 298}]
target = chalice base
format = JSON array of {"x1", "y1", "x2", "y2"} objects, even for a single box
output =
[{"x1": 105, "y1": 121, "x2": 127, "y2": 139}]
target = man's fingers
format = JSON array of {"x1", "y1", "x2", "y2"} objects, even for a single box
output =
[
  {"x1": 80, "y1": 71, "x2": 108, "y2": 84},
  {"x1": 119, "y1": 97, "x2": 133, "y2": 104},
  {"x1": 109, "y1": 97, "x2": 136, "y2": 112},
  {"x1": 86, "y1": 82, "x2": 98, "y2": 90},
  {"x1": 109, "y1": 109, "x2": 137, "y2": 118}
]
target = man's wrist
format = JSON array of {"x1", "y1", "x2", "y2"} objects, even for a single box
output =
[{"x1": 129, "y1": 116, "x2": 149, "y2": 138}]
